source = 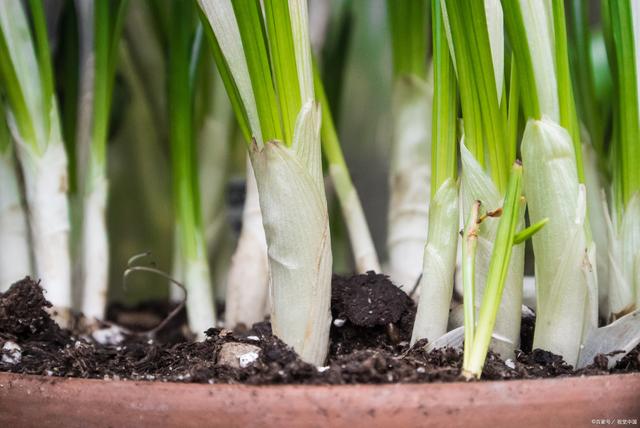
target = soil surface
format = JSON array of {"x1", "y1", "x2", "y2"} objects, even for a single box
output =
[{"x1": 0, "y1": 274, "x2": 638, "y2": 385}]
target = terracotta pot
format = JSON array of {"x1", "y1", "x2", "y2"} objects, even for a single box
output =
[{"x1": 0, "y1": 372, "x2": 638, "y2": 427}]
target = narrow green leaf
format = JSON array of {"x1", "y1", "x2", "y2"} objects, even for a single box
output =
[
  {"x1": 0, "y1": 19, "x2": 36, "y2": 146},
  {"x1": 567, "y1": 0, "x2": 604, "y2": 153},
  {"x1": 92, "y1": 0, "x2": 111, "y2": 166},
  {"x1": 387, "y1": 0, "x2": 429, "y2": 79},
  {"x1": 501, "y1": 0, "x2": 541, "y2": 119},
  {"x1": 444, "y1": 0, "x2": 484, "y2": 166},
  {"x1": 28, "y1": 0, "x2": 54, "y2": 134},
  {"x1": 513, "y1": 217, "x2": 548, "y2": 245},
  {"x1": 264, "y1": 0, "x2": 300, "y2": 144},
  {"x1": 608, "y1": 0, "x2": 640, "y2": 207},
  {"x1": 431, "y1": 0, "x2": 457, "y2": 191},
  {"x1": 232, "y1": 0, "x2": 283, "y2": 143},
  {"x1": 446, "y1": 0, "x2": 508, "y2": 191},
  {"x1": 552, "y1": 0, "x2": 584, "y2": 183},
  {"x1": 506, "y1": 59, "x2": 519, "y2": 165}
]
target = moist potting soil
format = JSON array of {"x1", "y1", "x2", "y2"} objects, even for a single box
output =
[{"x1": 0, "y1": 274, "x2": 638, "y2": 384}]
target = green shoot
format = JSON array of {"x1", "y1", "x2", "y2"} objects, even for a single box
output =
[
  {"x1": 513, "y1": 218, "x2": 549, "y2": 245},
  {"x1": 462, "y1": 201, "x2": 481, "y2": 368},
  {"x1": 464, "y1": 162, "x2": 544, "y2": 378}
]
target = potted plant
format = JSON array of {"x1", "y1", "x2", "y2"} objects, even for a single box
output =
[{"x1": 0, "y1": 0, "x2": 639, "y2": 427}]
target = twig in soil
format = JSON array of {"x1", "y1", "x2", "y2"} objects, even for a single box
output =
[{"x1": 122, "y1": 252, "x2": 188, "y2": 338}]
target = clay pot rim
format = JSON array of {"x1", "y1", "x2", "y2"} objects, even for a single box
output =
[
  {"x1": 2, "y1": 372, "x2": 639, "y2": 428},
  {"x1": 1, "y1": 370, "x2": 639, "y2": 388}
]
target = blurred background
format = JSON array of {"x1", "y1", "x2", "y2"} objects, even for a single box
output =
[{"x1": 42, "y1": 0, "x2": 394, "y2": 305}]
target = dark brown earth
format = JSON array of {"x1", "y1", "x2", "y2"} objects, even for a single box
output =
[{"x1": 0, "y1": 274, "x2": 637, "y2": 385}]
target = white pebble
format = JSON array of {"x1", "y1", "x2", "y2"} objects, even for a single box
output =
[
  {"x1": 239, "y1": 351, "x2": 259, "y2": 368},
  {"x1": 92, "y1": 325, "x2": 126, "y2": 346},
  {"x1": 247, "y1": 336, "x2": 260, "y2": 341},
  {"x1": 333, "y1": 318, "x2": 346, "y2": 327},
  {"x1": 317, "y1": 366, "x2": 330, "y2": 372},
  {"x1": 2, "y1": 341, "x2": 22, "y2": 365},
  {"x1": 505, "y1": 359, "x2": 516, "y2": 369}
]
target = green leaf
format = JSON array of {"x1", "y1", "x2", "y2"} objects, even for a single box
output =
[
  {"x1": 551, "y1": 0, "x2": 584, "y2": 183},
  {"x1": 431, "y1": 0, "x2": 457, "y2": 191},
  {"x1": 232, "y1": 0, "x2": 283, "y2": 143},
  {"x1": 465, "y1": 162, "x2": 523, "y2": 378},
  {"x1": 513, "y1": 217, "x2": 548, "y2": 245},
  {"x1": 264, "y1": 0, "x2": 300, "y2": 144},
  {"x1": 387, "y1": 0, "x2": 429, "y2": 79},
  {"x1": 27, "y1": 0, "x2": 54, "y2": 135},
  {"x1": 608, "y1": 0, "x2": 640, "y2": 207}
]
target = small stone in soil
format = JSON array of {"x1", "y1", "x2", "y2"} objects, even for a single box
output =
[{"x1": 217, "y1": 342, "x2": 262, "y2": 369}]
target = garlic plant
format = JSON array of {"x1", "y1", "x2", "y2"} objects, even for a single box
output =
[
  {"x1": 199, "y1": 0, "x2": 332, "y2": 364},
  {"x1": 0, "y1": 0, "x2": 72, "y2": 322},
  {"x1": 411, "y1": 0, "x2": 459, "y2": 345},
  {"x1": 168, "y1": 0, "x2": 215, "y2": 338},
  {"x1": 0, "y1": 106, "x2": 31, "y2": 291},
  {"x1": 603, "y1": 0, "x2": 640, "y2": 321},
  {"x1": 75, "y1": 0, "x2": 127, "y2": 321},
  {"x1": 501, "y1": 0, "x2": 593, "y2": 367},
  {"x1": 503, "y1": 0, "x2": 640, "y2": 367},
  {"x1": 442, "y1": 0, "x2": 523, "y2": 358},
  {"x1": 386, "y1": 0, "x2": 432, "y2": 294},
  {"x1": 462, "y1": 163, "x2": 523, "y2": 378}
]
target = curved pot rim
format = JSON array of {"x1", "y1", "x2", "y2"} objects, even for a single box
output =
[{"x1": 1, "y1": 372, "x2": 639, "y2": 427}]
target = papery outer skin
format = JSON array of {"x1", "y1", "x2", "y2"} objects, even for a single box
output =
[
  {"x1": 329, "y1": 164, "x2": 380, "y2": 273},
  {"x1": 425, "y1": 325, "x2": 464, "y2": 352},
  {"x1": 410, "y1": 178, "x2": 459, "y2": 345},
  {"x1": 606, "y1": 193, "x2": 640, "y2": 319},
  {"x1": 17, "y1": 139, "x2": 72, "y2": 315},
  {"x1": 578, "y1": 309, "x2": 640, "y2": 369},
  {"x1": 523, "y1": 118, "x2": 593, "y2": 366},
  {"x1": 518, "y1": 0, "x2": 559, "y2": 121},
  {"x1": 249, "y1": 103, "x2": 331, "y2": 366},
  {"x1": 387, "y1": 75, "x2": 432, "y2": 295},
  {"x1": 225, "y1": 160, "x2": 269, "y2": 329},
  {"x1": 79, "y1": 175, "x2": 109, "y2": 320},
  {"x1": 583, "y1": 143, "x2": 610, "y2": 318},
  {"x1": 460, "y1": 143, "x2": 524, "y2": 358},
  {"x1": 183, "y1": 246, "x2": 217, "y2": 340},
  {"x1": 0, "y1": 152, "x2": 32, "y2": 291},
  {"x1": 197, "y1": 0, "x2": 263, "y2": 147}
]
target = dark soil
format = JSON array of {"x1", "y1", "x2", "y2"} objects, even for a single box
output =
[{"x1": 0, "y1": 273, "x2": 637, "y2": 385}]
